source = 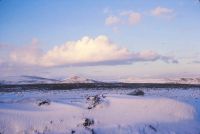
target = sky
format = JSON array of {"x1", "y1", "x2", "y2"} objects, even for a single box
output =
[{"x1": 0, "y1": 0, "x2": 200, "y2": 81}]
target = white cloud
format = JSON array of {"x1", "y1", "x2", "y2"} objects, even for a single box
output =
[
  {"x1": 105, "y1": 16, "x2": 121, "y2": 26},
  {"x1": 2, "y1": 36, "x2": 177, "y2": 67},
  {"x1": 151, "y1": 6, "x2": 174, "y2": 17},
  {"x1": 40, "y1": 36, "x2": 177, "y2": 66},
  {"x1": 41, "y1": 36, "x2": 132, "y2": 66}
]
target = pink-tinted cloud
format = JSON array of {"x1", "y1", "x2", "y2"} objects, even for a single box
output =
[
  {"x1": 105, "y1": 16, "x2": 121, "y2": 26},
  {"x1": 128, "y1": 12, "x2": 141, "y2": 25},
  {"x1": 9, "y1": 39, "x2": 43, "y2": 65},
  {"x1": 151, "y1": 6, "x2": 174, "y2": 17},
  {"x1": 120, "y1": 11, "x2": 142, "y2": 25},
  {"x1": 105, "y1": 11, "x2": 142, "y2": 27}
]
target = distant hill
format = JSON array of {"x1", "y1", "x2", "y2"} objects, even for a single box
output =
[
  {"x1": 0, "y1": 75, "x2": 102, "y2": 85},
  {"x1": 1, "y1": 75, "x2": 200, "y2": 85},
  {"x1": 120, "y1": 77, "x2": 200, "y2": 84},
  {"x1": 0, "y1": 75, "x2": 60, "y2": 85},
  {"x1": 61, "y1": 75, "x2": 102, "y2": 83}
]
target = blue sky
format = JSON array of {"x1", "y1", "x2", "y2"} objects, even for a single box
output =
[{"x1": 0, "y1": 0, "x2": 200, "y2": 80}]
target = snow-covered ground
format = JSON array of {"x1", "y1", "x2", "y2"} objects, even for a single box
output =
[{"x1": 0, "y1": 88, "x2": 200, "y2": 134}]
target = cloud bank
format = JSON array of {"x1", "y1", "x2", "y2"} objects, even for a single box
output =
[
  {"x1": 3, "y1": 36, "x2": 178, "y2": 67},
  {"x1": 10, "y1": 43, "x2": 43, "y2": 65}
]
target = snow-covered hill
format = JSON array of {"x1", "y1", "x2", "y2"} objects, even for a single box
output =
[
  {"x1": 0, "y1": 75, "x2": 60, "y2": 85},
  {"x1": 1, "y1": 75, "x2": 200, "y2": 85},
  {"x1": 121, "y1": 77, "x2": 200, "y2": 84},
  {"x1": 173, "y1": 77, "x2": 200, "y2": 84},
  {"x1": 61, "y1": 75, "x2": 101, "y2": 83},
  {"x1": 0, "y1": 75, "x2": 101, "y2": 85}
]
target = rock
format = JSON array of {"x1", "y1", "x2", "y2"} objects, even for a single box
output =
[
  {"x1": 128, "y1": 90, "x2": 144, "y2": 96},
  {"x1": 71, "y1": 130, "x2": 75, "y2": 134}
]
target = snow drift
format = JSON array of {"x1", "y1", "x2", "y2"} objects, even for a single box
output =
[{"x1": 0, "y1": 94, "x2": 199, "y2": 134}]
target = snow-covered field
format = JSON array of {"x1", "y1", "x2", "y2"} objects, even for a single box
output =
[{"x1": 0, "y1": 88, "x2": 200, "y2": 134}]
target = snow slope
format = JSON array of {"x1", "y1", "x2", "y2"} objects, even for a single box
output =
[
  {"x1": 0, "y1": 89, "x2": 200, "y2": 134},
  {"x1": 61, "y1": 75, "x2": 100, "y2": 83}
]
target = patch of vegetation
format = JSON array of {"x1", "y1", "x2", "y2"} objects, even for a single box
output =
[
  {"x1": 71, "y1": 130, "x2": 76, "y2": 134},
  {"x1": 83, "y1": 118, "x2": 94, "y2": 127},
  {"x1": 1, "y1": 83, "x2": 200, "y2": 92},
  {"x1": 87, "y1": 95, "x2": 104, "y2": 109},
  {"x1": 82, "y1": 118, "x2": 95, "y2": 134}
]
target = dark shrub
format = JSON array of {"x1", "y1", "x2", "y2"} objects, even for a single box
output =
[
  {"x1": 149, "y1": 125, "x2": 157, "y2": 132},
  {"x1": 38, "y1": 100, "x2": 50, "y2": 106},
  {"x1": 87, "y1": 95, "x2": 103, "y2": 109},
  {"x1": 71, "y1": 130, "x2": 75, "y2": 134},
  {"x1": 83, "y1": 118, "x2": 94, "y2": 127},
  {"x1": 128, "y1": 90, "x2": 144, "y2": 96}
]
